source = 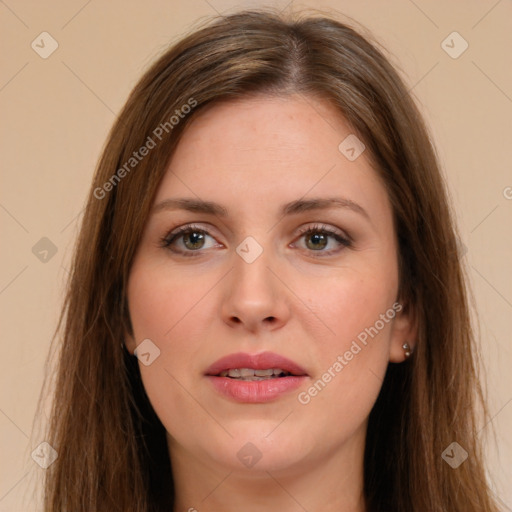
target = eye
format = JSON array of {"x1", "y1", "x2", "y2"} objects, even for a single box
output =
[
  {"x1": 293, "y1": 223, "x2": 351, "y2": 255},
  {"x1": 160, "y1": 222, "x2": 351, "y2": 257},
  {"x1": 160, "y1": 224, "x2": 221, "y2": 256}
]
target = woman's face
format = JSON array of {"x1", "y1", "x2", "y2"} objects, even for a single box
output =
[{"x1": 126, "y1": 94, "x2": 415, "y2": 477}]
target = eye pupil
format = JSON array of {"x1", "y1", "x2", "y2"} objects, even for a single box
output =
[
  {"x1": 184, "y1": 232, "x2": 205, "y2": 250},
  {"x1": 164, "y1": 226, "x2": 346, "y2": 256},
  {"x1": 306, "y1": 233, "x2": 327, "y2": 250}
]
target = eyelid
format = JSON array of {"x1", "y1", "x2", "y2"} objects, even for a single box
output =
[
  {"x1": 160, "y1": 223, "x2": 223, "y2": 255},
  {"x1": 160, "y1": 221, "x2": 352, "y2": 256},
  {"x1": 295, "y1": 222, "x2": 350, "y2": 240},
  {"x1": 164, "y1": 222, "x2": 217, "y2": 240},
  {"x1": 291, "y1": 223, "x2": 352, "y2": 255}
]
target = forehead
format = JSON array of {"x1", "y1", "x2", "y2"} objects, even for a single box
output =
[
  {"x1": 155, "y1": 94, "x2": 390, "y2": 222},
  {"x1": 170, "y1": 94, "x2": 352, "y2": 167}
]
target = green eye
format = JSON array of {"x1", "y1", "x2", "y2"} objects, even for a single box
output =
[
  {"x1": 161, "y1": 223, "x2": 351, "y2": 258},
  {"x1": 304, "y1": 232, "x2": 329, "y2": 250},
  {"x1": 181, "y1": 231, "x2": 206, "y2": 250},
  {"x1": 161, "y1": 225, "x2": 219, "y2": 256},
  {"x1": 295, "y1": 224, "x2": 351, "y2": 255}
]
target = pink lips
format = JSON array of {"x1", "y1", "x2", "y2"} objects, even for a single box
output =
[
  {"x1": 205, "y1": 351, "x2": 307, "y2": 376},
  {"x1": 205, "y1": 351, "x2": 308, "y2": 403}
]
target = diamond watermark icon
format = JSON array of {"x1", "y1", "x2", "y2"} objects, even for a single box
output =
[
  {"x1": 338, "y1": 134, "x2": 366, "y2": 161},
  {"x1": 237, "y1": 442, "x2": 263, "y2": 468},
  {"x1": 441, "y1": 441, "x2": 468, "y2": 468},
  {"x1": 441, "y1": 32, "x2": 468, "y2": 59},
  {"x1": 456, "y1": 238, "x2": 468, "y2": 258},
  {"x1": 31, "y1": 32, "x2": 59, "y2": 59},
  {"x1": 236, "y1": 236, "x2": 263, "y2": 264},
  {"x1": 31, "y1": 441, "x2": 58, "y2": 469},
  {"x1": 134, "y1": 338, "x2": 161, "y2": 366},
  {"x1": 32, "y1": 237, "x2": 58, "y2": 263}
]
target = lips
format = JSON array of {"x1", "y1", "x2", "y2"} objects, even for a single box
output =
[
  {"x1": 205, "y1": 351, "x2": 308, "y2": 377},
  {"x1": 205, "y1": 351, "x2": 308, "y2": 403}
]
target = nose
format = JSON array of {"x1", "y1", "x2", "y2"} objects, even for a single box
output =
[{"x1": 221, "y1": 244, "x2": 291, "y2": 333}]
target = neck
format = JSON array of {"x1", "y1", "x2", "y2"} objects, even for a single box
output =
[{"x1": 169, "y1": 432, "x2": 367, "y2": 512}]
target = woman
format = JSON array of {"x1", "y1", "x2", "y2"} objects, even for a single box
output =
[{"x1": 38, "y1": 9, "x2": 500, "y2": 511}]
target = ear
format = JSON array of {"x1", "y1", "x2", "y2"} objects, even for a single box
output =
[
  {"x1": 123, "y1": 314, "x2": 137, "y2": 355},
  {"x1": 124, "y1": 333, "x2": 137, "y2": 356},
  {"x1": 388, "y1": 300, "x2": 417, "y2": 363}
]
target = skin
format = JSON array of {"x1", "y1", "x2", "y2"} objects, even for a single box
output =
[{"x1": 126, "y1": 94, "x2": 417, "y2": 512}]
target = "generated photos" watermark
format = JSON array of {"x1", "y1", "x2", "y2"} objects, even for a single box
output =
[{"x1": 298, "y1": 302, "x2": 403, "y2": 405}]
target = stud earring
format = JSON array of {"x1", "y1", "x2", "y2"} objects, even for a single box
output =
[{"x1": 402, "y1": 343, "x2": 412, "y2": 358}]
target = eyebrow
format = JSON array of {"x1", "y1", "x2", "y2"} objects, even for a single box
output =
[{"x1": 152, "y1": 196, "x2": 370, "y2": 221}]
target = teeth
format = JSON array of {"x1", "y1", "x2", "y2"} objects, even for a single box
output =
[
  {"x1": 254, "y1": 369, "x2": 274, "y2": 377},
  {"x1": 218, "y1": 368, "x2": 291, "y2": 379}
]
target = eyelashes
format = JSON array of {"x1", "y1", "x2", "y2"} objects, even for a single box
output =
[
  {"x1": 160, "y1": 224, "x2": 220, "y2": 257},
  {"x1": 160, "y1": 223, "x2": 352, "y2": 258},
  {"x1": 294, "y1": 224, "x2": 351, "y2": 254}
]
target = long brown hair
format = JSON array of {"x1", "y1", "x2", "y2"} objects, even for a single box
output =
[{"x1": 36, "y1": 8, "x2": 499, "y2": 511}]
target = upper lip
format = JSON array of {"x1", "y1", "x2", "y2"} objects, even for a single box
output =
[{"x1": 205, "y1": 351, "x2": 308, "y2": 376}]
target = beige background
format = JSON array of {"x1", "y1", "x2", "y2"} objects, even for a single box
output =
[{"x1": 1, "y1": 0, "x2": 511, "y2": 509}]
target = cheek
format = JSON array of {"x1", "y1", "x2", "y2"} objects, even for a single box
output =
[
  {"x1": 126, "y1": 261, "x2": 216, "y2": 437},
  {"x1": 302, "y1": 260, "x2": 399, "y2": 352},
  {"x1": 294, "y1": 263, "x2": 398, "y2": 412},
  {"x1": 293, "y1": 291, "x2": 394, "y2": 452},
  {"x1": 128, "y1": 259, "x2": 214, "y2": 341},
  {"x1": 126, "y1": 260, "x2": 215, "y2": 412}
]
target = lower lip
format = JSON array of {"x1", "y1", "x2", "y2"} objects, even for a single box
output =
[{"x1": 207, "y1": 375, "x2": 307, "y2": 403}]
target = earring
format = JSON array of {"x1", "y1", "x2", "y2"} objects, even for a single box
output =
[{"x1": 402, "y1": 343, "x2": 412, "y2": 358}]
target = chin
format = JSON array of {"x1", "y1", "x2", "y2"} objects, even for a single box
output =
[{"x1": 206, "y1": 430, "x2": 311, "y2": 475}]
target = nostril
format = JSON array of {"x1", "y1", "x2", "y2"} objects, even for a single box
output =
[{"x1": 228, "y1": 315, "x2": 277, "y2": 326}]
